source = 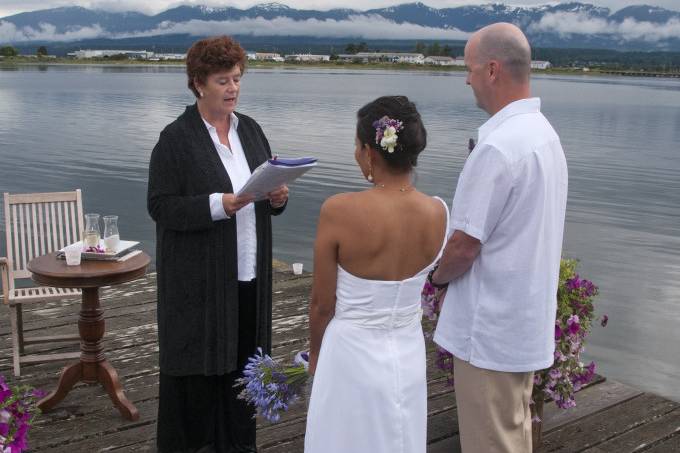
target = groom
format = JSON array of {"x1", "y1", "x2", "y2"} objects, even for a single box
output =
[{"x1": 430, "y1": 23, "x2": 568, "y2": 452}]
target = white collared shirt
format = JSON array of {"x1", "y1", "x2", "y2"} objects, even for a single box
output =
[
  {"x1": 434, "y1": 98, "x2": 568, "y2": 372},
  {"x1": 204, "y1": 113, "x2": 257, "y2": 282}
]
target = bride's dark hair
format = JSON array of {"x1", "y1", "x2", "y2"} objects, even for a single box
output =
[{"x1": 356, "y1": 95, "x2": 427, "y2": 172}]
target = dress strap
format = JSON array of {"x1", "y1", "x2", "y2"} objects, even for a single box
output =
[{"x1": 433, "y1": 196, "x2": 450, "y2": 261}]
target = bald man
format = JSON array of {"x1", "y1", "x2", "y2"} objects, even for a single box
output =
[{"x1": 429, "y1": 23, "x2": 568, "y2": 452}]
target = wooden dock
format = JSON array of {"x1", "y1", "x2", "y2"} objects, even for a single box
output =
[{"x1": 2, "y1": 267, "x2": 679, "y2": 452}]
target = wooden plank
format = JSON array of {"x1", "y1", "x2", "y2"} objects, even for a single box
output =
[
  {"x1": 56, "y1": 202, "x2": 64, "y2": 250},
  {"x1": 539, "y1": 394, "x2": 679, "y2": 452},
  {"x1": 542, "y1": 379, "x2": 643, "y2": 432},
  {"x1": 48, "y1": 202, "x2": 57, "y2": 252},
  {"x1": 427, "y1": 436, "x2": 462, "y2": 453},
  {"x1": 23, "y1": 334, "x2": 80, "y2": 344},
  {"x1": 68, "y1": 200, "x2": 78, "y2": 247},
  {"x1": 10, "y1": 202, "x2": 19, "y2": 275},
  {"x1": 37, "y1": 202, "x2": 46, "y2": 256},
  {"x1": 8, "y1": 192, "x2": 79, "y2": 204},
  {"x1": 582, "y1": 408, "x2": 680, "y2": 452},
  {"x1": 36, "y1": 418, "x2": 157, "y2": 453},
  {"x1": 18, "y1": 203, "x2": 27, "y2": 271},
  {"x1": 644, "y1": 431, "x2": 680, "y2": 453},
  {"x1": 20, "y1": 352, "x2": 80, "y2": 364},
  {"x1": 76, "y1": 189, "x2": 84, "y2": 240},
  {"x1": 31, "y1": 203, "x2": 39, "y2": 263}
]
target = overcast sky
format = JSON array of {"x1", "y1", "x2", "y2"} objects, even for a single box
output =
[{"x1": 1, "y1": 0, "x2": 679, "y2": 18}]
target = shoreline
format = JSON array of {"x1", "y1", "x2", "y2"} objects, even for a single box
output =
[{"x1": 2, "y1": 57, "x2": 679, "y2": 79}]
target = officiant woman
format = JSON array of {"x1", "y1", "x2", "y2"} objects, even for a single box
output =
[{"x1": 147, "y1": 35, "x2": 288, "y2": 453}]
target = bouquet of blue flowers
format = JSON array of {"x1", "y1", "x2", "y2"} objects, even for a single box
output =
[{"x1": 234, "y1": 348, "x2": 309, "y2": 423}]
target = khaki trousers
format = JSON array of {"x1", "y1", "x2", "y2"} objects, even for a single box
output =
[{"x1": 453, "y1": 356, "x2": 534, "y2": 453}]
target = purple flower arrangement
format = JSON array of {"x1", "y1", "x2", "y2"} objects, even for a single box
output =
[
  {"x1": 421, "y1": 258, "x2": 607, "y2": 412},
  {"x1": 234, "y1": 348, "x2": 309, "y2": 423},
  {"x1": 533, "y1": 258, "x2": 606, "y2": 411},
  {"x1": 0, "y1": 375, "x2": 45, "y2": 452}
]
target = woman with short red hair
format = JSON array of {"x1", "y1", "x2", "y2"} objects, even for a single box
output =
[{"x1": 148, "y1": 35, "x2": 288, "y2": 453}]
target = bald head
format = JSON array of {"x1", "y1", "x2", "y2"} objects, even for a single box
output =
[{"x1": 469, "y1": 22, "x2": 531, "y2": 83}]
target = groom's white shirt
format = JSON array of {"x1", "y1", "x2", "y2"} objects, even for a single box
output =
[{"x1": 434, "y1": 98, "x2": 568, "y2": 372}]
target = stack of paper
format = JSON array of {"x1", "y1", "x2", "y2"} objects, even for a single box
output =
[{"x1": 237, "y1": 157, "x2": 317, "y2": 201}]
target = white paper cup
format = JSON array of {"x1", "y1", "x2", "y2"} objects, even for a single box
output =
[
  {"x1": 64, "y1": 244, "x2": 82, "y2": 266},
  {"x1": 292, "y1": 262, "x2": 303, "y2": 275}
]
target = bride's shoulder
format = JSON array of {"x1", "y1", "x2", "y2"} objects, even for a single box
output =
[{"x1": 319, "y1": 191, "x2": 367, "y2": 223}]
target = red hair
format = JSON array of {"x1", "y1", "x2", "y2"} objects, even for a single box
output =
[{"x1": 186, "y1": 36, "x2": 247, "y2": 98}]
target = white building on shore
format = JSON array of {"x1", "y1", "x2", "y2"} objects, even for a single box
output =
[
  {"x1": 148, "y1": 53, "x2": 186, "y2": 61},
  {"x1": 69, "y1": 49, "x2": 155, "y2": 59},
  {"x1": 284, "y1": 54, "x2": 330, "y2": 62},
  {"x1": 253, "y1": 52, "x2": 284, "y2": 62},
  {"x1": 424, "y1": 56, "x2": 456, "y2": 66},
  {"x1": 531, "y1": 60, "x2": 552, "y2": 70},
  {"x1": 337, "y1": 52, "x2": 425, "y2": 64}
]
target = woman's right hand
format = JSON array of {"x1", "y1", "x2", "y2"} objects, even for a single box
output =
[{"x1": 222, "y1": 193, "x2": 255, "y2": 217}]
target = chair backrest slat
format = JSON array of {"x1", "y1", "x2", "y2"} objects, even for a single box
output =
[
  {"x1": 48, "y1": 202, "x2": 56, "y2": 252},
  {"x1": 37, "y1": 203, "x2": 46, "y2": 256},
  {"x1": 31, "y1": 203, "x2": 39, "y2": 263},
  {"x1": 18, "y1": 204, "x2": 27, "y2": 271},
  {"x1": 2, "y1": 190, "x2": 84, "y2": 284},
  {"x1": 56, "y1": 202, "x2": 64, "y2": 250}
]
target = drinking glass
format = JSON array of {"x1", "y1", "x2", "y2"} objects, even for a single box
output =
[
  {"x1": 64, "y1": 243, "x2": 82, "y2": 266},
  {"x1": 83, "y1": 213, "x2": 101, "y2": 248},
  {"x1": 103, "y1": 215, "x2": 120, "y2": 252}
]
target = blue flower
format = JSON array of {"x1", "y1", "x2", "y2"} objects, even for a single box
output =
[{"x1": 234, "y1": 348, "x2": 309, "y2": 423}]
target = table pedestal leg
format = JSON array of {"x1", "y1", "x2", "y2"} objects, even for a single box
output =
[
  {"x1": 37, "y1": 287, "x2": 139, "y2": 421},
  {"x1": 37, "y1": 361, "x2": 82, "y2": 412}
]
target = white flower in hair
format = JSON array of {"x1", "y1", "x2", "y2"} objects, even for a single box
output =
[
  {"x1": 372, "y1": 116, "x2": 404, "y2": 154},
  {"x1": 381, "y1": 126, "x2": 399, "y2": 153}
]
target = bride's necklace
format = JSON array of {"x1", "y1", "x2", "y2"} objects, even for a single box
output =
[{"x1": 374, "y1": 183, "x2": 415, "y2": 193}]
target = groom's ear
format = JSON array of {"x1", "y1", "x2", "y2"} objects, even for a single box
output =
[{"x1": 488, "y1": 60, "x2": 500, "y2": 82}]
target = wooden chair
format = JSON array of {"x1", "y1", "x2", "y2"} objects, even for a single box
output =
[{"x1": 0, "y1": 190, "x2": 84, "y2": 376}]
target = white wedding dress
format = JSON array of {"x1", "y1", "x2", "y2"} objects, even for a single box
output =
[{"x1": 304, "y1": 197, "x2": 449, "y2": 453}]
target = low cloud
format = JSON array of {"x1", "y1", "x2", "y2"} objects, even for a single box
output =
[
  {"x1": 3, "y1": 12, "x2": 680, "y2": 45},
  {"x1": 0, "y1": 21, "x2": 106, "y2": 42},
  {"x1": 122, "y1": 15, "x2": 472, "y2": 40},
  {"x1": 1, "y1": 15, "x2": 470, "y2": 43},
  {"x1": 529, "y1": 12, "x2": 680, "y2": 42}
]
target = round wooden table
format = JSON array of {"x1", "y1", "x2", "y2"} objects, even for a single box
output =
[{"x1": 27, "y1": 251, "x2": 150, "y2": 421}]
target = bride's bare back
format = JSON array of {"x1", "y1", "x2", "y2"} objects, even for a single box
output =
[{"x1": 319, "y1": 188, "x2": 447, "y2": 281}]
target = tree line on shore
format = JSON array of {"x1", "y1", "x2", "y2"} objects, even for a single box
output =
[{"x1": 3, "y1": 42, "x2": 680, "y2": 73}]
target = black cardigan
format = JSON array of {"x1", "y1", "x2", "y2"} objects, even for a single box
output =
[{"x1": 147, "y1": 103, "x2": 285, "y2": 376}]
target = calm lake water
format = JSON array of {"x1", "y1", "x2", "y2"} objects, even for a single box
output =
[{"x1": 1, "y1": 65, "x2": 679, "y2": 402}]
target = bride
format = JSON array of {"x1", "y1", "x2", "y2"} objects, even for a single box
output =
[{"x1": 304, "y1": 96, "x2": 449, "y2": 453}]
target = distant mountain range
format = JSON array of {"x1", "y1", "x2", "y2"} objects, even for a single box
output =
[{"x1": 1, "y1": 2, "x2": 680, "y2": 52}]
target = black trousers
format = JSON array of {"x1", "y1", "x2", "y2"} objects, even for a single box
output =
[{"x1": 157, "y1": 280, "x2": 258, "y2": 453}]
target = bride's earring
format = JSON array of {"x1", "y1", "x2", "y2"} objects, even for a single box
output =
[{"x1": 367, "y1": 162, "x2": 374, "y2": 183}]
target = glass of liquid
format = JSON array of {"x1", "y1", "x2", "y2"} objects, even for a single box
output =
[
  {"x1": 103, "y1": 215, "x2": 120, "y2": 252},
  {"x1": 83, "y1": 213, "x2": 101, "y2": 248}
]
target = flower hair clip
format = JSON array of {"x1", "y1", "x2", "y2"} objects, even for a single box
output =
[{"x1": 372, "y1": 116, "x2": 404, "y2": 153}]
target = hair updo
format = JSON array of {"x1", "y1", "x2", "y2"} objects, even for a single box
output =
[{"x1": 356, "y1": 95, "x2": 427, "y2": 172}]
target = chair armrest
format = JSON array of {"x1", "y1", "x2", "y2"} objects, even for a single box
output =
[{"x1": 0, "y1": 257, "x2": 10, "y2": 305}]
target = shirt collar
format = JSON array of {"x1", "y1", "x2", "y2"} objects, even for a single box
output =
[
  {"x1": 201, "y1": 112, "x2": 239, "y2": 133},
  {"x1": 478, "y1": 97, "x2": 541, "y2": 143}
]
